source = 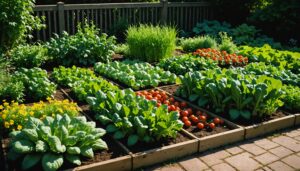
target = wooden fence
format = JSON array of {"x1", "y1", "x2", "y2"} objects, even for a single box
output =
[{"x1": 33, "y1": 0, "x2": 214, "y2": 41}]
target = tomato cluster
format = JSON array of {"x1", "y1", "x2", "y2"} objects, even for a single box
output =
[
  {"x1": 136, "y1": 90, "x2": 224, "y2": 131},
  {"x1": 193, "y1": 48, "x2": 248, "y2": 66}
]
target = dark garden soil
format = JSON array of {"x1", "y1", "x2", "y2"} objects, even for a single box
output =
[
  {"x1": 2, "y1": 135, "x2": 127, "y2": 171},
  {"x1": 280, "y1": 107, "x2": 300, "y2": 115},
  {"x1": 120, "y1": 131, "x2": 192, "y2": 154},
  {"x1": 185, "y1": 125, "x2": 231, "y2": 138},
  {"x1": 159, "y1": 85, "x2": 291, "y2": 126}
]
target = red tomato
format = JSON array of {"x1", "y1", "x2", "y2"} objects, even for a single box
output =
[
  {"x1": 219, "y1": 119, "x2": 224, "y2": 125},
  {"x1": 182, "y1": 116, "x2": 189, "y2": 122},
  {"x1": 213, "y1": 118, "x2": 221, "y2": 125},
  {"x1": 156, "y1": 103, "x2": 161, "y2": 107},
  {"x1": 163, "y1": 100, "x2": 170, "y2": 105},
  {"x1": 156, "y1": 94, "x2": 162, "y2": 100},
  {"x1": 187, "y1": 108, "x2": 193, "y2": 115},
  {"x1": 181, "y1": 110, "x2": 189, "y2": 117},
  {"x1": 197, "y1": 123, "x2": 204, "y2": 129},
  {"x1": 169, "y1": 97, "x2": 175, "y2": 103},
  {"x1": 170, "y1": 105, "x2": 176, "y2": 111},
  {"x1": 149, "y1": 90, "x2": 155, "y2": 94},
  {"x1": 209, "y1": 123, "x2": 216, "y2": 129},
  {"x1": 152, "y1": 91, "x2": 158, "y2": 97},
  {"x1": 199, "y1": 115, "x2": 207, "y2": 122},
  {"x1": 184, "y1": 120, "x2": 191, "y2": 127},
  {"x1": 192, "y1": 117, "x2": 199, "y2": 123},
  {"x1": 146, "y1": 95, "x2": 153, "y2": 100},
  {"x1": 180, "y1": 102, "x2": 187, "y2": 108}
]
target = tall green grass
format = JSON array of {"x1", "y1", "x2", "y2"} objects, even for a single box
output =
[
  {"x1": 181, "y1": 35, "x2": 217, "y2": 52},
  {"x1": 126, "y1": 24, "x2": 177, "y2": 63}
]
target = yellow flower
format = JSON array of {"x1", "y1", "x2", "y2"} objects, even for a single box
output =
[
  {"x1": 9, "y1": 120, "x2": 14, "y2": 125},
  {"x1": 4, "y1": 122, "x2": 10, "y2": 128},
  {"x1": 2, "y1": 114, "x2": 7, "y2": 120},
  {"x1": 58, "y1": 108, "x2": 63, "y2": 113},
  {"x1": 0, "y1": 105, "x2": 3, "y2": 110},
  {"x1": 29, "y1": 111, "x2": 34, "y2": 116},
  {"x1": 3, "y1": 102, "x2": 9, "y2": 107},
  {"x1": 17, "y1": 125, "x2": 22, "y2": 130}
]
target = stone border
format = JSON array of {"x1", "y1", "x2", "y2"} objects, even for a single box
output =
[{"x1": 294, "y1": 113, "x2": 300, "y2": 126}]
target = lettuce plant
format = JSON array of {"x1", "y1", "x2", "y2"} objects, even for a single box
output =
[
  {"x1": 8, "y1": 114, "x2": 107, "y2": 171},
  {"x1": 94, "y1": 60, "x2": 177, "y2": 90},
  {"x1": 87, "y1": 89, "x2": 183, "y2": 146}
]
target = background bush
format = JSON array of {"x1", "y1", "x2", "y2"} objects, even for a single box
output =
[
  {"x1": 9, "y1": 44, "x2": 48, "y2": 69},
  {"x1": 126, "y1": 24, "x2": 176, "y2": 63},
  {"x1": 47, "y1": 22, "x2": 116, "y2": 66}
]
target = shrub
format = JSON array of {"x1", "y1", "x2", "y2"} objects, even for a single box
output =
[
  {"x1": 281, "y1": 85, "x2": 300, "y2": 113},
  {"x1": 0, "y1": 0, "x2": 44, "y2": 52},
  {"x1": 181, "y1": 36, "x2": 217, "y2": 52},
  {"x1": 126, "y1": 24, "x2": 177, "y2": 63},
  {"x1": 192, "y1": 20, "x2": 231, "y2": 37},
  {"x1": 7, "y1": 114, "x2": 107, "y2": 170},
  {"x1": 14, "y1": 68, "x2": 57, "y2": 101},
  {"x1": 218, "y1": 32, "x2": 238, "y2": 54},
  {"x1": 0, "y1": 99, "x2": 79, "y2": 132},
  {"x1": 9, "y1": 44, "x2": 48, "y2": 69},
  {"x1": 47, "y1": 22, "x2": 116, "y2": 66}
]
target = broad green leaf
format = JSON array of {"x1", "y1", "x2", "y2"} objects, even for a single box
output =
[
  {"x1": 67, "y1": 147, "x2": 81, "y2": 155},
  {"x1": 42, "y1": 153, "x2": 64, "y2": 171},
  {"x1": 127, "y1": 134, "x2": 139, "y2": 146},
  {"x1": 189, "y1": 94, "x2": 199, "y2": 102},
  {"x1": 113, "y1": 131, "x2": 125, "y2": 140},
  {"x1": 64, "y1": 136, "x2": 78, "y2": 146},
  {"x1": 198, "y1": 98, "x2": 208, "y2": 107},
  {"x1": 229, "y1": 109, "x2": 240, "y2": 120},
  {"x1": 12, "y1": 140, "x2": 35, "y2": 153},
  {"x1": 80, "y1": 146, "x2": 94, "y2": 158},
  {"x1": 22, "y1": 153, "x2": 42, "y2": 170},
  {"x1": 92, "y1": 139, "x2": 108, "y2": 150},
  {"x1": 241, "y1": 110, "x2": 251, "y2": 120},
  {"x1": 106, "y1": 124, "x2": 118, "y2": 133},
  {"x1": 47, "y1": 136, "x2": 66, "y2": 153},
  {"x1": 36, "y1": 140, "x2": 49, "y2": 152},
  {"x1": 65, "y1": 154, "x2": 81, "y2": 166}
]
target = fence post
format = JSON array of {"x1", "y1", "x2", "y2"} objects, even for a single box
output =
[
  {"x1": 160, "y1": 0, "x2": 168, "y2": 25},
  {"x1": 57, "y1": 2, "x2": 65, "y2": 34}
]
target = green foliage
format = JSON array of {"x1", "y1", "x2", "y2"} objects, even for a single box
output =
[
  {"x1": 243, "y1": 62, "x2": 300, "y2": 87},
  {"x1": 114, "y1": 44, "x2": 129, "y2": 56},
  {"x1": 0, "y1": 0, "x2": 44, "y2": 52},
  {"x1": 0, "y1": 68, "x2": 24, "y2": 103},
  {"x1": 94, "y1": 60, "x2": 177, "y2": 90},
  {"x1": 176, "y1": 68, "x2": 284, "y2": 120},
  {"x1": 8, "y1": 114, "x2": 107, "y2": 170},
  {"x1": 238, "y1": 45, "x2": 300, "y2": 74},
  {"x1": 218, "y1": 32, "x2": 238, "y2": 54},
  {"x1": 46, "y1": 22, "x2": 116, "y2": 66},
  {"x1": 180, "y1": 36, "x2": 218, "y2": 52},
  {"x1": 9, "y1": 44, "x2": 48, "y2": 69},
  {"x1": 72, "y1": 77, "x2": 119, "y2": 102},
  {"x1": 87, "y1": 89, "x2": 183, "y2": 146},
  {"x1": 158, "y1": 54, "x2": 219, "y2": 76},
  {"x1": 193, "y1": 20, "x2": 231, "y2": 37},
  {"x1": 126, "y1": 24, "x2": 177, "y2": 62},
  {"x1": 14, "y1": 68, "x2": 56, "y2": 101},
  {"x1": 281, "y1": 85, "x2": 300, "y2": 113},
  {"x1": 51, "y1": 66, "x2": 96, "y2": 87}
]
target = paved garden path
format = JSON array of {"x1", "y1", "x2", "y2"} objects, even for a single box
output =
[{"x1": 144, "y1": 127, "x2": 300, "y2": 171}]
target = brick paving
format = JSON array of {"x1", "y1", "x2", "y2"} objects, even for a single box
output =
[{"x1": 144, "y1": 127, "x2": 300, "y2": 171}]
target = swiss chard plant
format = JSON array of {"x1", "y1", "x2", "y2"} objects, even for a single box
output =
[
  {"x1": 14, "y1": 68, "x2": 56, "y2": 101},
  {"x1": 94, "y1": 60, "x2": 177, "y2": 90},
  {"x1": 158, "y1": 54, "x2": 219, "y2": 76},
  {"x1": 176, "y1": 68, "x2": 284, "y2": 121},
  {"x1": 8, "y1": 114, "x2": 108, "y2": 171},
  {"x1": 51, "y1": 66, "x2": 96, "y2": 87},
  {"x1": 87, "y1": 88, "x2": 183, "y2": 146}
]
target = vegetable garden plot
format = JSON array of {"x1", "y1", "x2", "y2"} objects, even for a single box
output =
[{"x1": 94, "y1": 60, "x2": 177, "y2": 91}]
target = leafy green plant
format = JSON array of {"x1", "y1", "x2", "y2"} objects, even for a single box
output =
[
  {"x1": 180, "y1": 36, "x2": 218, "y2": 52},
  {"x1": 8, "y1": 114, "x2": 108, "y2": 170},
  {"x1": 243, "y1": 62, "x2": 300, "y2": 87},
  {"x1": 47, "y1": 22, "x2": 116, "y2": 66},
  {"x1": 94, "y1": 60, "x2": 177, "y2": 90},
  {"x1": 158, "y1": 54, "x2": 219, "y2": 76},
  {"x1": 51, "y1": 66, "x2": 96, "y2": 87},
  {"x1": 0, "y1": 0, "x2": 44, "y2": 52},
  {"x1": 281, "y1": 85, "x2": 300, "y2": 113},
  {"x1": 176, "y1": 68, "x2": 284, "y2": 120},
  {"x1": 87, "y1": 89, "x2": 183, "y2": 146},
  {"x1": 72, "y1": 77, "x2": 119, "y2": 102},
  {"x1": 0, "y1": 67, "x2": 24, "y2": 102},
  {"x1": 14, "y1": 68, "x2": 57, "y2": 101},
  {"x1": 9, "y1": 44, "x2": 48, "y2": 69},
  {"x1": 126, "y1": 24, "x2": 177, "y2": 62},
  {"x1": 218, "y1": 32, "x2": 238, "y2": 54},
  {"x1": 238, "y1": 45, "x2": 300, "y2": 74}
]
